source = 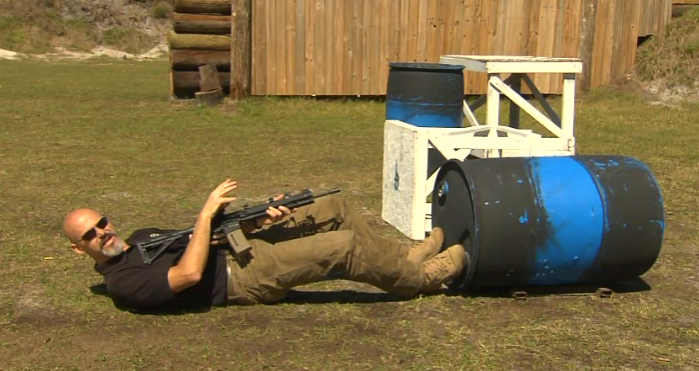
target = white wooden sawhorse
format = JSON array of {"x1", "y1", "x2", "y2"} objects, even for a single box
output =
[{"x1": 439, "y1": 55, "x2": 582, "y2": 151}]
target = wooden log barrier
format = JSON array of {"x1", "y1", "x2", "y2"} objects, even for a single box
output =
[
  {"x1": 173, "y1": 13, "x2": 231, "y2": 34},
  {"x1": 170, "y1": 50, "x2": 231, "y2": 71},
  {"x1": 169, "y1": 32, "x2": 231, "y2": 50},
  {"x1": 174, "y1": 0, "x2": 231, "y2": 15},
  {"x1": 172, "y1": 70, "x2": 231, "y2": 91}
]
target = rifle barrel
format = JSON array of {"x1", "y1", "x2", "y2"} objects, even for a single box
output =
[{"x1": 313, "y1": 188, "x2": 341, "y2": 198}]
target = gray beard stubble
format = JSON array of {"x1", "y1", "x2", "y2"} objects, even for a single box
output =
[{"x1": 102, "y1": 234, "x2": 125, "y2": 257}]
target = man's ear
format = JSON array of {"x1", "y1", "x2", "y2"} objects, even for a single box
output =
[{"x1": 70, "y1": 243, "x2": 86, "y2": 255}]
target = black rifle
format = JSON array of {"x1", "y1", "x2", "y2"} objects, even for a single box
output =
[{"x1": 136, "y1": 188, "x2": 341, "y2": 264}]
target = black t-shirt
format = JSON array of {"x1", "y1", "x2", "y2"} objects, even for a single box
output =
[{"x1": 94, "y1": 228, "x2": 228, "y2": 312}]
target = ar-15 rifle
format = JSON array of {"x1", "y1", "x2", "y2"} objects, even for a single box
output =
[{"x1": 136, "y1": 187, "x2": 341, "y2": 264}]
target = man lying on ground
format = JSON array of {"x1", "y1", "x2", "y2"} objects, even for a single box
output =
[{"x1": 62, "y1": 179, "x2": 466, "y2": 312}]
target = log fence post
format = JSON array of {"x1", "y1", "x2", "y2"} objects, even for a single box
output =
[{"x1": 231, "y1": 0, "x2": 252, "y2": 99}]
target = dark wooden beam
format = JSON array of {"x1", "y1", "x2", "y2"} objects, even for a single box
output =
[
  {"x1": 169, "y1": 32, "x2": 231, "y2": 51},
  {"x1": 170, "y1": 50, "x2": 231, "y2": 71},
  {"x1": 173, "y1": 13, "x2": 231, "y2": 34},
  {"x1": 174, "y1": 0, "x2": 231, "y2": 15}
]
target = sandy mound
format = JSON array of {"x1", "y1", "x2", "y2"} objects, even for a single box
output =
[
  {"x1": 0, "y1": 48, "x2": 20, "y2": 60},
  {"x1": 0, "y1": 44, "x2": 168, "y2": 61}
]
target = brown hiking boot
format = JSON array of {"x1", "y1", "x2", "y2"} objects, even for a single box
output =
[
  {"x1": 421, "y1": 244, "x2": 466, "y2": 293},
  {"x1": 408, "y1": 227, "x2": 444, "y2": 264}
]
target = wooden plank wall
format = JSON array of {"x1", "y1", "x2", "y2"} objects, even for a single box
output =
[
  {"x1": 639, "y1": 0, "x2": 673, "y2": 36},
  {"x1": 251, "y1": 0, "x2": 673, "y2": 96}
]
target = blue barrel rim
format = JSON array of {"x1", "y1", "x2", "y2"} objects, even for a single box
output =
[
  {"x1": 388, "y1": 62, "x2": 465, "y2": 71},
  {"x1": 385, "y1": 62, "x2": 465, "y2": 128},
  {"x1": 433, "y1": 159, "x2": 479, "y2": 289}
]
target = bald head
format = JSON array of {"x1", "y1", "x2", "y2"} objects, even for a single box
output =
[
  {"x1": 63, "y1": 208, "x2": 127, "y2": 263},
  {"x1": 63, "y1": 208, "x2": 102, "y2": 243}
]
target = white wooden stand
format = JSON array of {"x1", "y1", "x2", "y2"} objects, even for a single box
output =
[
  {"x1": 382, "y1": 56, "x2": 581, "y2": 240},
  {"x1": 439, "y1": 55, "x2": 582, "y2": 137}
]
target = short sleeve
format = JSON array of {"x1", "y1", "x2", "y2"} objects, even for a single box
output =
[{"x1": 105, "y1": 264, "x2": 176, "y2": 310}]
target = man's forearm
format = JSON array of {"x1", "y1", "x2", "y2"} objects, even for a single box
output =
[{"x1": 168, "y1": 213, "x2": 213, "y2": 292}]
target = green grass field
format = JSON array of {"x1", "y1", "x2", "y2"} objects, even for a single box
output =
[{"x1": 0, "y1": 59, "x2": 698, "y2": 370}]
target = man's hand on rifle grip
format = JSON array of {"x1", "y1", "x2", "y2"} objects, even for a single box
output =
[
  {"x1": 255, "y1": 194, "x2": 294, "y2": 229},
  {"x1": 210, "y1": 233, "x2": 228, "y2": 246}
]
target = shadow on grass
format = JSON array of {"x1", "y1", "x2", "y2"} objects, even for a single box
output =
[
  {"x1": 254, "y1": 278, "x2": 653, "y2": 304},
  {"x1": 269, "y1": 95, "x2": 387, "y2": 103},
  {"x1": 90, "y1": 283, "x2": 409, "y2": 313},
  {"x1": 449, "y1": 277, "x2": 652, "y2": 299},
  {"x1": 90, "y1": 278, "x2": 652, "y2": 314},
  {"x1": 89, "y1": 283, "x2": 110, "y2": 297},
  {"x1": 90, "y1": 283, "x2": 213, "y2": 315},
  {"x1": 281, "y1": 289, "x2": 409, "y2": 304}
]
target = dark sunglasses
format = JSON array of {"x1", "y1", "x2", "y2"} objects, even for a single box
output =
[{"x1": 80, "y1": 216, "x2": 109, "y2": 241}]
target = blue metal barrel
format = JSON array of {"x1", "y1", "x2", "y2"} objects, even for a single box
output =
[
  {"x1": 431, "y1": 156, "x2": 665, "y2": 289},
  {"x1": 385, "y1": 63, "x2": 465, "y2": 128}
]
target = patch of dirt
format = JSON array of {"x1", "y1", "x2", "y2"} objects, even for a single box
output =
[
  {"x1": 606, "y1": 71, "x2": 699, "y2": 106},
  {"x1": 6, "y1": 284, "x2": 79, "y2": 327},
  {"x1": 0, "y1": 44, "x2": 168, "y2": 61},
  {"x1": 643, "y1": 79, "x2": 699, "y2": 106}
]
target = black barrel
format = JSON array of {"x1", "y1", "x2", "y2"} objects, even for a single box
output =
[
  {"x1": 385, "y1": 62, "x2": 466, "y2": 176},
  {"x1": 385, "y1": 63, "x2": 465, "y2": 128},
  {"x1": 431, "y1": 156, "x2": 665, "y2": 289}
]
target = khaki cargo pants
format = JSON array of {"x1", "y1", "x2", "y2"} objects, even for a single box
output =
[{"x1": 226, "y1": 196, "x2": 424, "y2": 304}]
